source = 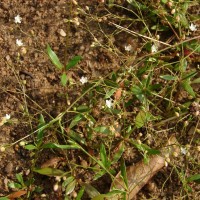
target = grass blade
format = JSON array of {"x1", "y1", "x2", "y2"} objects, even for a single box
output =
[
  {"x1": 47, "y1": 44, "x2": 63, "y2": 70},
  {"x1": 66, "y1": 56, "x2": 82, "y2": 70},
  {"x1": 33, "y1": 167, "x2": 65, "y2": 176}
]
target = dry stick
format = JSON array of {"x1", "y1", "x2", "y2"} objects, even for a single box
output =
[
  {"x1": 110, "y1": 22, "x2": 200, "y2": 51},
  {"x1": 111, "y1": 22, "x2": 172, "y2": 47},
  {"x1": 110, "y1": 136, "x2": 180, "y2": 199}
]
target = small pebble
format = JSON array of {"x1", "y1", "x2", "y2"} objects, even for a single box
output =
[
  {"x1": 59, "y1": 29, "x2": 66, "y2": 37},
  {"x1": 6, "y1": 55, "x2": 10, "y2": 61},
  {"x1": 25, "y1": 169, "x2": 30, "y2": 176},
  {"x1": 20, "y1": 47, "x2": 27, "y2": 55},
  {"x1": 53, "y1": 183, "x2": 59, "y2": 191},
  {"x1": 5, "y1": 163, "x2": 13, "y2": 174},
  {"x1": 0, "y1": 146, "x2": 6, "y2": 152},
  {"x1": 41, "y1": 194, "x2": 47, "y2": 198}
]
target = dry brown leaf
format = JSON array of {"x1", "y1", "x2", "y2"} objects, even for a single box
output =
[
  {"x1": 41, "y1": 157, "x2": 64, "y2": 168},
  {"x1": 8, "y1": 190, "x2": 27, "y2": 199},
  {"x1": 114, "y1": 88, "x2": 122, "y2": 101},
  {"x1": 110, "y1": 136, "x2": 180, "y2": 199}
]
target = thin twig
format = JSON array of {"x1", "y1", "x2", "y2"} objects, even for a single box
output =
[{"x1": 111, "y1": 22, "x2": 172, "y2": 47}]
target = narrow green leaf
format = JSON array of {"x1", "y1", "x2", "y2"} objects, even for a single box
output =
[
  {"x1": 160, "y1": 75, "x2": 177, "y2": 81},
  {"x1": 132, "y1": 142, "x2": 144, "y2": 152},
  {"x1": 131, "y1": 85, "x2": 142, "y2": 95},
  {"x1": 131, "y1": 140, "x2": 160, "y2": 155},
  {"x1": 135, "y1": 110, "x2": 152, "y2": 128},
  {"x1": 16, "y1": 173, "x2": 24, "y2": 186},
  {"x1": 120, "y1": 158, "x2": 128, "y2": 187},
  {"x1": 105, "y1": 88, "x2": 116, "y2": 99},
  {"x1": 76, "y1": 186, "x2": 85, "y2": 200},
  {"x1": 93, "y1": 170, "x2": 106, "y2": 181},
  {"x1": 148, "y1": 84, "x2": 162, "y2": 90},
  {"x1": 76, "y1": 105, "x2": 90, "y2": 112},
  {"x1": 33, "y1": 167, "x2": 65, "y2": 176},
  {"x1": 187, "y1": 174, "x2": 200, "y2": 183},
  {"x1": 24, "y1": 144, "x2": 37, "y2": 150},
  {"x1": 144, "y1": 72, "x2": 152, "y2": 88},
  {"x1": 179, "y1": 59, "x2": 187, "y2": 72},
  {"x1": 92, "y1": 194, "x2": 109, "y2": 200},
  {"x1": 112, "y1": 142, "x2": 125, "y2": 163},
  {"x1": 42, "y1": 143, "x2": 80, "y2": 149},
  {"x1": 69, "y1": 114, "x2": 83, "y2": 129},
  {"x1": 182, "y1": 81, "x2": 195, "y2": 97},
  {"x1": 62, "y1": 176, "x2": 74, "y2": 188},
  {"x1": 69, "y1": 130, "x2": 86, "y2": 145},
  {"x1": 66, "y1": 56, "x2": 82, "y2": 70},
  {"x1": 93, "y1": 126, "x2": 111, "y2": 134},
  {"x1": 47, "y1": 44, "x2": 63, "y2": 70},
  {"x1": 182, "y1": 71, "x2": 197, "y2": 80},
  {"x1": 100, "y1": 143, "x2": 107, "y2": 167},
  {"x1": 65, "y1": 179, "x2": 76, "y2": 195},
  {"x1": 185, "y1": 40, "x2": 200, "y2": 53},
  {"x1": 145, "y1": 147, "x2": 160, "y2": 155},
  {"x1": 151, "y1": 24, "x2": 169, "y2": 31},
  {"x1": 104, "y1": 80, "x2": 119, "y2": 88},
  {"x1": 192, "y1": 77, "x2": 200, "y2": 84},
  {"x1": 0, "y1": 197, "x2": 9, "y2": 200},
  {"x1": 37, "y1": 114, "x2": 46, "y2": 143},
  {"x1": 179, "y1": 13, "x2": 189, "y2": 28},
  {"x1": 143, "y1": 151, "x2": 150, "y2": 164},
  {"x1": 84, "y1": 184, "x2": 100, "y2": 198},
  {"x1": 8, "y1": 182, "x2": 22, "y2": 189},
  {"x1": 61, "y1": 73, "x2": 67, "y2": 86}
]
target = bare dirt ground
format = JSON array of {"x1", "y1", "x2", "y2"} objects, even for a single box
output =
[
  {"x1": 0, "y1": 0, "x2": 200, "y2": 199},
  {"x1": 0, "y1": 1, "x2": 123, "y2": 199}
]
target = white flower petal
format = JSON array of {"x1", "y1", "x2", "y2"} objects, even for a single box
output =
[
  {"x1": 80, "y1": 76, "x2": 88, "y2": 84},
  {"x1": 16, "y1": 39, "x2": 23, "y2": 46},
  {"x1": 151, "y1": 44, "x2": 158, "y2": 53},
  {"x1": 181, "y1": 147, "x2": 187, "y2": 155},
  {"x1": 125, "y1": 44, "x2": 132, "y2": 52},
  {"x1": 14, "y1": 15, "x2": 22, "y2": 24},
  {"x1": 5, "y1": 114, "x2": 11, "y2": 120},
  {"x1": 106, "y1": 99, "x2": 113, "y2": 108},
  {"x1": 189, "y1": 23, "x2": 197, "y2": 31}
]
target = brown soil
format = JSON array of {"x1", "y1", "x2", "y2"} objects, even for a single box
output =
[{"x1": 0, "y1": 1, "x2": 124, "y2": 199}]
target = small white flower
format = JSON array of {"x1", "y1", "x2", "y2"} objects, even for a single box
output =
[
  {"x1": 14, "y1": 15, "x2": 22, "y2": 23},
  {"x1": 189, "y1": 23, "x2": 197, "y2": 31},
  {"x1": 181, "y1": 147, "x2": 187, "y2": 155},
  {"x1": 5, "y1": 114, "x2": 11, "y2": 120},
  {"x1": 80, "y1": 76, "x2": 88, "y2": 84},
  {"x1": 16, "y1": 39, "x2": 23, "y2": 46},
  {"x1": 125, "y1": 44, "x2": 132, "y2": 52},
  {"x1": 0, "y1": 114, "x2": 11, "y2": 126},
  {"x1": 151, "y1": 44, "x2": 158, "y2": 53},
  {"x1": 88, "y1": 121, "x2": 94, "y2": 127},
  {"x1": 106, "y1": 99, "x2": 113, "y2": 108}
]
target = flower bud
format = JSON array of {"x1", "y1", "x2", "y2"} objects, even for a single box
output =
[
  {"x1": 53, "y1": 183, "x2": 59, "y2": 191},
  {"x1": 171, "y1": 9, "x2": 176, "y2": 14}
]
